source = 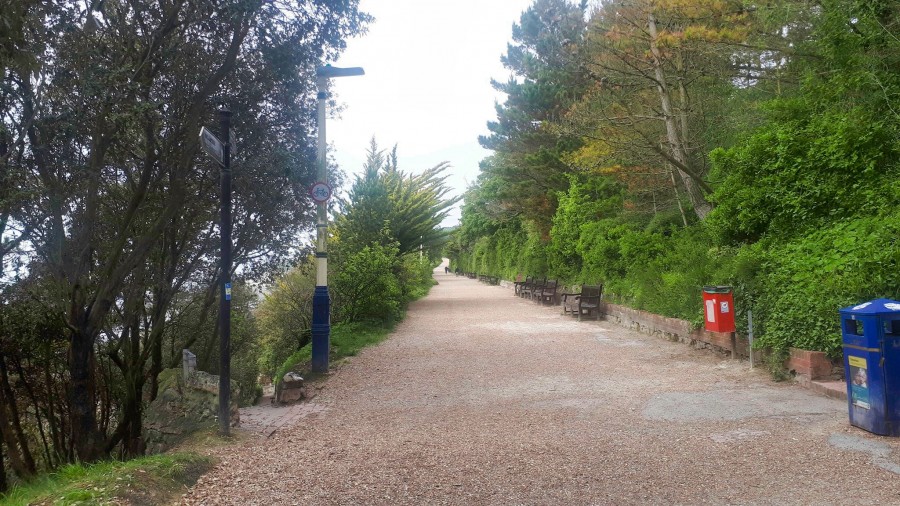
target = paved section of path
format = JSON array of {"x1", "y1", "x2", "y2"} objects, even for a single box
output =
[
  {"x1": 184, "y1": 262, "x2": 900, "y2": 505},
  {"x1": 240, "y1": 401, "x2": 328, "y2": 438}
]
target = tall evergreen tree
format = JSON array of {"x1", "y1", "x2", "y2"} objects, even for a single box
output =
[
  {"x1": 335, "y1": 140, "x2": 459, "y2": 257},
  {"x1": 478, "y1": 0, "x2": 590, "y2": 231}
]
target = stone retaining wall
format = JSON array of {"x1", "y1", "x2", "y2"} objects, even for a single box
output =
[{"x1": 599, "y1": 301, "x2": 753, "y2": 359}]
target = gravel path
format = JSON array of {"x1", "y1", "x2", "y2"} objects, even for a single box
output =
[{"x1": 183, "y1": 262, "x2": 900, "y2": 505}]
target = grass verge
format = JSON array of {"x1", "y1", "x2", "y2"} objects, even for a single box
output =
[
  {"x1": 1, "y1": 452, "x2": 214, "y2": 506},
  {"x1": 275, "y1": 320, "x2": 394, "y2": 385}
]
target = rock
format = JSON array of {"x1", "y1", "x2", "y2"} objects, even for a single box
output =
[
  {"x1": 187, "y1": 370, "x2": 221, "y2": 395},
  {"x1": 282, "y1": 372, "x2": 304, "y2": 384},
  {"x1": 275, "y1": 372, "x2": 306, "y2": 404},
  {"x1": 143, "y1": 368, "x2": 240, "y2": 454}
]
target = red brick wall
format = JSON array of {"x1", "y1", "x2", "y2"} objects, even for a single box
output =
[{"x1": 786, "y1": 348, "x2": 833, "y2": 380}]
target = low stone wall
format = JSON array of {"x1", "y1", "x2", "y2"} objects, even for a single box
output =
[
  {"x1": 599, "y1": 301, "x2": 753, "y2": 359},
  {"x1": 598, "y1": 301, "x2": 843, "y2": 380}
]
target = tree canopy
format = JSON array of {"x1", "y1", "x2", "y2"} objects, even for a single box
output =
[
  {"x1": 452, "y1": 0, "x2": 900, "y2": 362},
  {"x1": 0, "y1": 0, "x2": 368, "y2": 477}
]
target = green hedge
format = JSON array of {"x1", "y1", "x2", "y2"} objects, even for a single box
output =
[{"x1": 452, "y1": 204, "x2": 900, "y2": 359}]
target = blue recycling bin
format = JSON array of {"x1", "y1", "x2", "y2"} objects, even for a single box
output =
[{"x1": 839, "y1": 298, "x2": 900, "y2": 436}]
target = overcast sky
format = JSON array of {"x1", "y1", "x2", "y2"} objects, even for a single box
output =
[{"x1": 328, "y1": 0, "x2": 535, "y2": 226}]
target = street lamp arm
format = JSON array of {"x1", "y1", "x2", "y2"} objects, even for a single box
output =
[{"x1": 316, "y1": 65, "x2": 365, "y2": 78}]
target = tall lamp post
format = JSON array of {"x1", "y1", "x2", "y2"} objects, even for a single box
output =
[{"x1": 311, "y1": 64, "x2": 364, "y2": 374}]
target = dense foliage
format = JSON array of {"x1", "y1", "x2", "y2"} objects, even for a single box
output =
[
  {"x1": 451, "y1": 0, "x2": 900, "y2": 362},
  {"x1": 0, "y1": 0, "x2": 368, "y2": 487},
  {"x1": 255, "y1": 141, "x2": 453, "y2": 381}
]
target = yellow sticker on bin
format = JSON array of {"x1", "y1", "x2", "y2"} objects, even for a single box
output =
[{"x1": 849, "y1": 356, "x2": 867, "y2": 369}]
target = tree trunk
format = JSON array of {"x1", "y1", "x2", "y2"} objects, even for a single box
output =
[
  {"x1": 670, "y1": 167, "x2": 689, "y2": 227},
  {"x1": 12, "y1": 356, "x2": 55, "y2": 468},
  {"x1": 68, "y1": 327, "x2": 104, "y2": 463},
  {"x1": 43, "y1": 354, "x2": 66, "y2": 463},
  {"x1": 123, "y1": 374, "x2": 146, "y2": 458},
  {"x1": 106, "y1": 369, "x2": 146, "y2": 458},
  {"x1": 0, "y1": 398, "x2": 33, "y2": 479},
  {"x1": 0, "y1": 432, "x2": 7, "y2": 494},
  {"x1": 647, "y1": 10, "x2": 712, "y2": 219},
  {"x1": 0, "y1": 354, "x2": 36, "y2": 477}
]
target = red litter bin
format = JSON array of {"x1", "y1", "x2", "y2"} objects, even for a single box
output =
[{"x1": 703, "y1": 286, "x2": 735, "y2": 333}]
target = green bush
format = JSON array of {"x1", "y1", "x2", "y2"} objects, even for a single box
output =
[
  {"x1": 332, "y1": 243, "x2": 403, "y2": 323},
  {"x1": 548, "y1": 175, "x2": 622, "y2": 280},
  {"x1": 753, "y1": 212, "x2": 900, "y2": 357},
  {"x1": 398, "y1": 254, "x2": 438, "y2": 301},
  {"x1": 617, "y1": 226, "x2": 717, "y2": 322},
  {"x1": 707, "y1": 102, "x2": 899, "y2": 245},
  {"x1": 576, "y1": 219, "x2": 630, "y2": 284},
  {"x1": 453, "y1": 220, "x2": 549, "y2": 279},
  {"x1": 256, "y1": 264, "x2": 315, "y2": 378}
]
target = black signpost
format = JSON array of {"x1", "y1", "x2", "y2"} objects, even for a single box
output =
[{"x1": 199, "y1": 108, "x2": 232, "y2": 436}]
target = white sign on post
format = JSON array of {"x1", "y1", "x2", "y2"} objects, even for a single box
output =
[{"x1": 199, "y1": 127, "x2": 224, "y2": 166}]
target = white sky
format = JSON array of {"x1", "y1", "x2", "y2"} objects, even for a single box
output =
[{"x1": 328, "y1": 0, "x2": 535, "y2": 226}]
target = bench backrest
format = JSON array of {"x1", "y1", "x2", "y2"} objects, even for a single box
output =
[{"x1": 581, "y1": 284, "x2": 603, "y2": 299}]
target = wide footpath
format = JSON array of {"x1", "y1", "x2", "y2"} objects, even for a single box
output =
[{"x1": 183, "y1": 261, "x2": 900, "y2": 505}]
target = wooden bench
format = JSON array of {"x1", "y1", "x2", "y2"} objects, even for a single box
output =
[
  {"x1": 535, "y1": 279, "x2": 559, "y2": 305},
  {"x1": 561, "y1": 284, "x2": 603, "y2": 320},
  {"x1": 514, "y1": 275, "x2": 532, "y2": 296},
  {"x1": 521, "y1": 276, "x2": 545, "y2": 299}
]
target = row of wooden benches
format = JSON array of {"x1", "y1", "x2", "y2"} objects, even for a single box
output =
[
  {"x1": 478, "y1": 274, "x2": 500, "y2": 285},
  {"x1": 455, "y1": 271, "x2": 501, "y2": 286},
  {"x1": 514, "y1": 276, "x2": 603, "y2": 321}
]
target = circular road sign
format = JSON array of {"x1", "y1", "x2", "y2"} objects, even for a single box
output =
[{"x1": 309, "y1": 182, "x2": 332, "y2": 203}]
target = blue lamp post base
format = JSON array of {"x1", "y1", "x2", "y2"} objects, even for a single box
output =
[{"x1": 311, "y1": 285, "x2": 331, "y2": 373}]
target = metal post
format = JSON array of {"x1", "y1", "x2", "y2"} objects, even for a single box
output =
[
  {"x1": 748, "y1": 309, "x2": 755, "y2": 369},
  {"x1": 311, "y1": 78, "x2": 331, "y2": 374},
  {"x1": 218, "y1": 108, "x2": 232, "y2": 435}
]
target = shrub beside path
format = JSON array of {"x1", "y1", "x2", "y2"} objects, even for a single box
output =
[{"x1": 183, "y1": 261, "x2": 900, "y2": 505}]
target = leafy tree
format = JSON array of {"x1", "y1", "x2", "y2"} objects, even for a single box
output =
[
  {"x1": 708, "y1": 0, "x2": 900, "y2": 243},
  {"x1": 0, "y1": 0, "x2": 368, "y2": 470},
  {"x1": 258, "y1": 139, "x2": 454, "y2": 383},
  {"x1": 563, "y1": 0, "x2": 771, "y2": 220},
  {"x1": 454, "y1": 0, "x2": 900, "y2": 365}
]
